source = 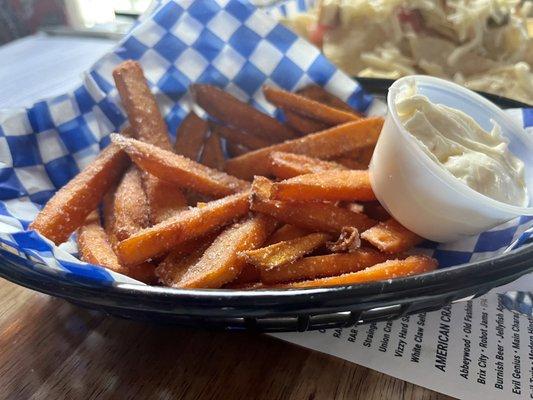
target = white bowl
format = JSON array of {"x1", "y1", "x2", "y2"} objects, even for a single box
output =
[{"x1": 369, "y1": 75, "x2": 533, "y2": 242}]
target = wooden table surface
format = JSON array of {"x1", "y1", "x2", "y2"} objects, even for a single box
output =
[{"x1": 0, "y1": 278, "x2": 455, "y2": 400}]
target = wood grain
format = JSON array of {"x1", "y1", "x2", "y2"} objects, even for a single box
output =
[{"x1": 0, "y1": 279, "x2": 454, "y2": 400}]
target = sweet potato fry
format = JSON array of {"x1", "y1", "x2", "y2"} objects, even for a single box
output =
[
  {"x1": 229, "y1": 263, "x2": 261, "y2": 285},
  {"x1": 362, "y1": 202, "x2": 391, "y2": 222},
  {"x1": 117, "y1": 191, "x2": 250, "y2": 265},
  {"x1": 269, "y1": 152, "x2": 346, "y2": 179},
  {"x1": 211, "y1": 123, "x2": 270, "y2": 150},
  {"x1": 296, "y1": 85, "x2": 356, "y2": 113},
  {"x1": 272, "y1": 170, "x2": 376, "y2": 202},
  {"x1": 263, "y1": 85, "x2": 360, "y2": 125},
  {"x1": 192, "y1": 84, "x2": 296, "y2": 143},
  {"x1": 251, "y1": 177, "x2": 376, "y2": 233},
  {"x1": 283, "y1": 255, "x2": 438, "y2": 288},
  {"x1": 226, "y1": 142, "x2": 249, "y2": 157},
  {"x1": 102, "y1": 166, "x2": 150, "y2": 243},
  {"x1": 165, "y1": 215, "x2": 277, "y2": 288},
  {"x1": 331, "y1": 157, "x2": 369, "y2": 170},
  {"x1": 260, "y1": 248, "x2": 388, "y2": 284},
  {"x1": 225, "y1": 118, "x2": 383, "y2": 180},
  {"x1": 143, "y1": 177, "x2": 188, "y2": 223},
  {"x1": 174, "y1": 111, "x2": 208, "y2": 160},
  {"x1": 200, "y1": 131, "x2": 225, "y2": 170},
  {"x1": 241, "y1": 233, "x2": 331, "y2": 270},
  {"x1": 283, "y1": 109, "x2": 327, "y2": 135},
  {"x1": 265, "y1": 224, "x2": 310, "y2": 245},
  {"x1": 361, "y1": 218, "x2": 423, "y2": 254},
  {"x1": 78, "y1": 211, "x2": 156, "y2": 283},
  {"x1": 112, "y1": 134, "x2": 249, "y2": 197},
  {"x1": 113, "y1": 60, "x2": 172, "y2": 151},
  {"x1": 30, "y1": 144, "x2": 129, "y2": 244}
]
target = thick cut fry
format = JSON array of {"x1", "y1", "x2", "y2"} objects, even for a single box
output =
[
  {"x1": 200, "y1": 131, "x2": 225, "y2": 170},
  {"x1": 165, "y1": 215, "x2": 277, "y2": 288},
  {"x1": 30, "y1": 144, "x2": 129, "y2": 244},
  {"x1": 143, "y1": 177, "x2": 188, "y2": 223},
  {"x1": 361, "y1": 218, "x2": 423, "y2": 254},
  {"x1": 174, "y1": 111, "x2": 208, "y2": 160},
  {"x1": 117, "y1": 191, "x2": 250, "y2": 265},
  {"x1": 241, "y1": 233, "x2": 331, "y2": 270},
  {"x1": 226, "y1": 141, "x2": 249, "y2": 157},
  {"x1": 269, "y1": 152, "x2": 346, "y2": 179},
  {"x1": 283, "y1": 109, "x2": 327, "y2": 135},
  {"x1": 272, "y1": 170, "x2": 376, "y2": 202},
  {"x1": 113, "y1": 60, "x2": 172, "y2": 151},
  {"x1": 192, "y1": 84, "x2": 296, "y2": 143},
  {"x1": 260, "y1": 248, "x2": 388, "y2": 284},
  {"x1": 78, "y1": 212, "x2": 156, "y2": 283},
  {"x1": 251, "y1": 177, "x2": 376, "y2": 233},
  {"x1": 263, "y1": 85, "x2": 360, "y2": 125},
  {"x1": 284, "y1": 255, "x2": 438, "y2": 288},
  {"x1": 225, "y1": 118, "x2": 383, "y2": 180},
  {"x1": 103, "y1": 166, "x2": 150, "y2": 243},
  {"x1": 212, "y1": 124, "x2": 270, "y2": 150},
  {"x1": 266, "y1": 224, "x2": 310, "y2": 245},
  {"x1": 297, "y1": 85, "x2": 356, "y2": 113},
  {"x1": 112, "y1": 134, "x2": 249, "y2": 197}
]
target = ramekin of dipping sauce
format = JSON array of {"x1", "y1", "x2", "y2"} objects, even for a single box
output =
[{"x1": 369, "y1": 75, "x2": 533, "y2": 242}]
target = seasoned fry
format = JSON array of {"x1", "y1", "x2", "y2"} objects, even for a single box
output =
[
  {"x1": 226, "y1": 141, "x2": 249, "y2": 157},
  {"x1": 103, "y1": 166, "x2": 150, "y2": 243},
  {"x1": 260, "y1": 248, "x2": 389, "y2": 284},
  {"x1": 200, "y1": 131, "x2": 225, "y2": 170},
  {"x1": 251, "y1": 177, "x2": 376, "y2": 233},
  {"x1": 269, "y1": 152, "x2": 346, "y2": 179},
  {"x1": 192, "y1": 84, "x2": 296, "y2": 143},
  {"x1": 174, "y1": 111, "x2": 208, "y2": 160},
  {"x1": 361, "y1": 218, "x2": 423, "y2": 254},
  {"x1": 283, "y1": 255, "x2": 438, "y2": 288},
  {"x1": 143, "y1": 178, "x2": 188, "y2": 223},
  {"x1": 266, "y1": 224, "x2": 310, "y2": 245},
  {"x1": 272, "y1": 170, "x2": 376, "y2": 202},
  {"x1": 165, "y1": 215, "x2": 277, "y2": 288},
  {"x1": 117, "y1": 191, "x2": 250, "y2": 265},
  {"x1": 296, "y1": 85, "x2": 356, "y2": 113},
  {"x1": 212, "y1": 123, "x2": 270, "y2": 150},
  {"x1": 78, "y1": 211, "x2": 156, "y2": 283},
  {"x1": 225, "y1": 118, "x2": 383, "y2": 180},
  {"x1": 326, "y1": 227, "x2": 361, "y2": 253},
  {"x1": 241, "y1": 233, "x2": 331, "y2": 270},
  {"x1": 30, "y1": 144, "x2": 129, "y2": 244},
  {"x1": 112, "y1": 134, "x2": 249, "y2": 197},
  {"x1": 283, "y1": 109, "x2": 327, "y2": 135},
  {"x1": 113, "y1": 60, "x2": 172, "y2": 151},
  {"x1": 263, "y1": 85, "x2": 360, "y2": 125}
]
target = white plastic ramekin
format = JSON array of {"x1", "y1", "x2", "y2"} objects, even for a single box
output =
[{"x1": 369, "y1": 75, "x2": 533, "y2": 243}]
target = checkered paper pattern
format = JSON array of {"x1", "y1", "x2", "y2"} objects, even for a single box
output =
[{"x1": 0, "y1": 0, "x2": 531, "y2": 289}]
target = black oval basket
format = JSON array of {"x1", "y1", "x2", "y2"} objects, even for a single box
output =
[{"x1": 0, "y1": 79, "x2": 531, "y2": 332}]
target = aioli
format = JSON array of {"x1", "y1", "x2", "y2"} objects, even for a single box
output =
[{"x1": 395, "y1": 84, "x2": 528, "y2": 207}]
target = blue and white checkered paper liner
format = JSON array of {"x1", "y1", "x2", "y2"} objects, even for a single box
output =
[{"x1": 0, "y1": 0, "x2": 531, "y2": 288}]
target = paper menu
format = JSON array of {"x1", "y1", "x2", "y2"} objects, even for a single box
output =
[{"x1": 273, "y1": 294, "x2": 533, "y2": 400}]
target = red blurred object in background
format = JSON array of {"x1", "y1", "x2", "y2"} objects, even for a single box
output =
[{"x1": 0, "y1": 0, "x2": 67, "y2": 44}]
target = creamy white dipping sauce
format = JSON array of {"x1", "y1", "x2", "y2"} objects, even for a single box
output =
[{"x1": 395, "y1": 84, "x2": 528, "y2": 207}]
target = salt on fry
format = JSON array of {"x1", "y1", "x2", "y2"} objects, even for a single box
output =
[
  {"x1": 283, "y1": 255, "x2": 438, "y2": 288},
  {"x1": 361, "y1": 218, "x2": 423, "y2": 254},
  {"x1": 143, "y1": 178, "x2": 188, "y2": 223},
  {"x1": 283, "y1": 109, "x2": 327, "y2": 135},
  {"x1": 241, "y1": 233, "x2": 331, "y2": 270},
  {"x1": 192, "y1": 84, "x2": 296, "y2": 143},
  {"x1": 200, "y1": 131, "x2": 225, "y2": 170},
  {"x1": 211, "y1": 123, "x2": 271, "y2": 150},
  {"x1": 269, "y1": 151, "x2": 346, "y2": 179},
  {"x1": 112, "y1": 60, "x2": 172, "y2": 151},
  {"x1": 260, "y1": 248, "x2": 389, "y2": 284},
  {"x1": 263, "y1": 85, "x2": 360, "y2": 125},
  {"x1": 272, "y1": 170, "x2": 376, "y2": 202},
  {"x1": 166, "y1": 215, "x2": 277, "y2": 288},
  {"x1": 30, "y1": 144, "x2": 130, "y2": 244},
  {"x1": 174, "y1": 111, "x2": 208, "y2": 161},
  {"x1": 111, "y1": 134, "x2": 249, "y2": 197},
  {"x1": 117, "y1": 191, "x2": 250, "y2": 265},
  {"x1": 225, "y1": 118, "x2": 383, "y2": 180}
]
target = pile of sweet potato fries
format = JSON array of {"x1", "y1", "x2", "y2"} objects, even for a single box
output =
[{"x1": 29, "y1": 60, "x2": 437, "y2": 289}]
